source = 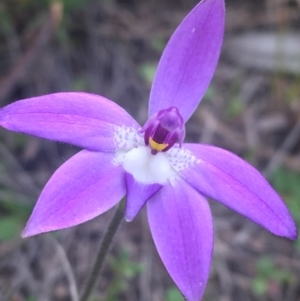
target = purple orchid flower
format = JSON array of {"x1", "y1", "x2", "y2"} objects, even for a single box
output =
[{"x1": 0, "y1": 0, "x2": 297, "y2": 300}]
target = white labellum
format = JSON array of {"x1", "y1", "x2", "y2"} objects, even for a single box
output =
[{"x1": 123, "y1": 146, "x2": 175, "y2": 184}]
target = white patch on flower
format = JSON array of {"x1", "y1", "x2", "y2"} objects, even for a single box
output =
[
  {"x1": 112, "y1": 132, "x2": 198, "y2": 186},
  {"x1": 112, "y1": 150, "x2": 127, "y2": 166},
  {"x1": 166, "y1": 147, "x2": 200, "y2": 172},
  {"x1": 123, "y1": 146, "x2": 177, "y2": 185},
  {"x1": 113, "y1": 126, "x2": 143, "y2": 150}
]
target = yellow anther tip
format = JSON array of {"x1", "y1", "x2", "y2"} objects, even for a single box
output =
[{"x1": 149, "y1": 137, "x2": 168, "y2": 152}]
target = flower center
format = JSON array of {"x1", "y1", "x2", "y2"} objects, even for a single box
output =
[
  {"x1": 123, "y1": 146, "x2": 174, "y2": 184},
  {"x1": 141, "y1": 107, "x2": 185, "y2": 155}
]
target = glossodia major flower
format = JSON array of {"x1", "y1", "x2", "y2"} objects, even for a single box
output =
[{"x1": 0, "y1": 0, "x2": 297, "y2": 300}]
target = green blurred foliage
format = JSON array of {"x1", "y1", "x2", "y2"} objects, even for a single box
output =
[
  {"x1": 0, "y1": 192, "x2": 32, "y2": 241},
  {"x1": 270, "y1": 168, "x2": 300, "y2": 251},
  {"x1": 270, "y1": 73, "x2": 300, "y2": 105},
  {"x1": 0, "y1": 217, "x2": 22, "y2": 240},
  {"x1": 139, "y1": 63, "x2": 157, "y2": 85},
  {"x1": 109, "y1": 249, "x2": 142, "y2": 278},
  {"x1": 285, "y1": 77, "x2": 300, "y2": 103},
  {"x1": 104, "y1": 249, "x2": 143, "y2": 301},
  {"x1": 151, "y1": 38, "x2": 166, "y2": 53},
  {"x1": 223, "y1": 81, "x2": 244, "y2": 118},
  {"x1": 0, "y1": 10, "x2": 13, "y2": 32},
  {"x1": 0, "y1": 0, "x2": 87, "y2": 42},
  {"x1": 225, "y1": 96, "x2": 244, "y2": 118},
  {"x1": 252, "y1": 256, "x2": 294, "y2": 296},
  {"x1": 2, "y1": 0, "x2": 86, "y2": 13},
  {"x1": 202, "y1": 86, "x2": 215, "y2": 103},
  {"x1": 165, "y1": 287, "x2": 184, "y2": 301},
  {"x1": 71, "y1": 76, "x2": 90, "y2": 91},
  {"x1": 251, "y1": 169, "x2": 300, "y2": 296}
]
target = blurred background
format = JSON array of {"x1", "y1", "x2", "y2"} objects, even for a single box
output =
[{"x1": 0, "y1": 0, "x2": 300, "y2": 300}]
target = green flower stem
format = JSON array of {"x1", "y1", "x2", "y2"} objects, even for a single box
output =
[{"x1": 80, "y1": 200, "x2": 125, "y2": 301}]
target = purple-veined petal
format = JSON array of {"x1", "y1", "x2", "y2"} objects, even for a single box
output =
[
  {"x1": 125, "y1": 172, "x2": 162, "y2": 222},
  {"x1": 149, "y1": 0, "x2": 225, "y2": 121},
  {"x1": 23, "y1": 150, "x2": 125, "y2": 237},
  {"x1": 0, "y1": 92, "x2": 139, "y2": 152},
  {"x1": 147, "y1": 180, "x2": 213, "y2": 301},
  {"x1": 179, "y1": 144, "x2": 297, "y2": 239}
]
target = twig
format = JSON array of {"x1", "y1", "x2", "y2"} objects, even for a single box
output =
[
  {"x1": 0, "y1": 2, "x2": 63, "y2": 103},
  {"x1": 0, "y1": 140, "x2": 41, "y2": 197},
  {"x1": 49, "y1": 235, "x2": 79, "y2": 301},
  {"x1": 263, "y1": 118, "x2": 300, "y2": 177}
]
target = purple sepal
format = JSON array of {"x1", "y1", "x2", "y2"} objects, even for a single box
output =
[
  {"x1": 0, "y1": 92, "x2": 139, "y2": 152},
  {"x1": 22, "y1": 150, "x2": 125, "y2": 237},
  {"x1": 182, "y1": 144, "x2": 298, "y2": 240},
  {"x1": 147, "y1": 180, "x2": 213, "y2": 301},
  {"x1": 149, "y1": 0, "x2": 225, "y2": 121},
  {"x1": 125, "y1": 172, "x2": 162, "y2": 222}
]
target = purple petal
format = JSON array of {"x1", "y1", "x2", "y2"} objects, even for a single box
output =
[
  {"x1": 181, "y1": 144, "x2": 297, "y2": 239},
  {"x1": 0, "y1": 92, "x2": 139, "y2": 152},
  {"x1": 147, "y1": 180, "x2": 213, "y2": 301},
  {"x1": 125, "y1": 172, "x2": 162, "y2": 222},
  {"x1": 149, "y1": 0, "x2": 225, "y2": 121},
  {"x1": 23, "y1": 150, "x2": 125, "y2": 237}
]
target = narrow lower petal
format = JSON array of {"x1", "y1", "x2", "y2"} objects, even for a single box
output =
[
  {"x1": 23, "y1": 150, "x2": 125, "y2": 237},
  {"x1": 125, "y1": 172, "x2": 162, "y2": 222},
  {"x1": 149, "y1": 0, "x2": 225, "y2": 121},
  {"x1": 177, "y1": 144, "x2": 297, "y2": 239},
  {"x1": 0, "y1": 92, "x2": 140, "y2": 152},
  {"x1": 147, "y1": 180, "x2": 213, "y2": 301}
]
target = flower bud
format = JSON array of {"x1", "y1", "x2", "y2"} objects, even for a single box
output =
[{"x1": 141, "y1": 107, "x2": 185, "y2": 155}]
